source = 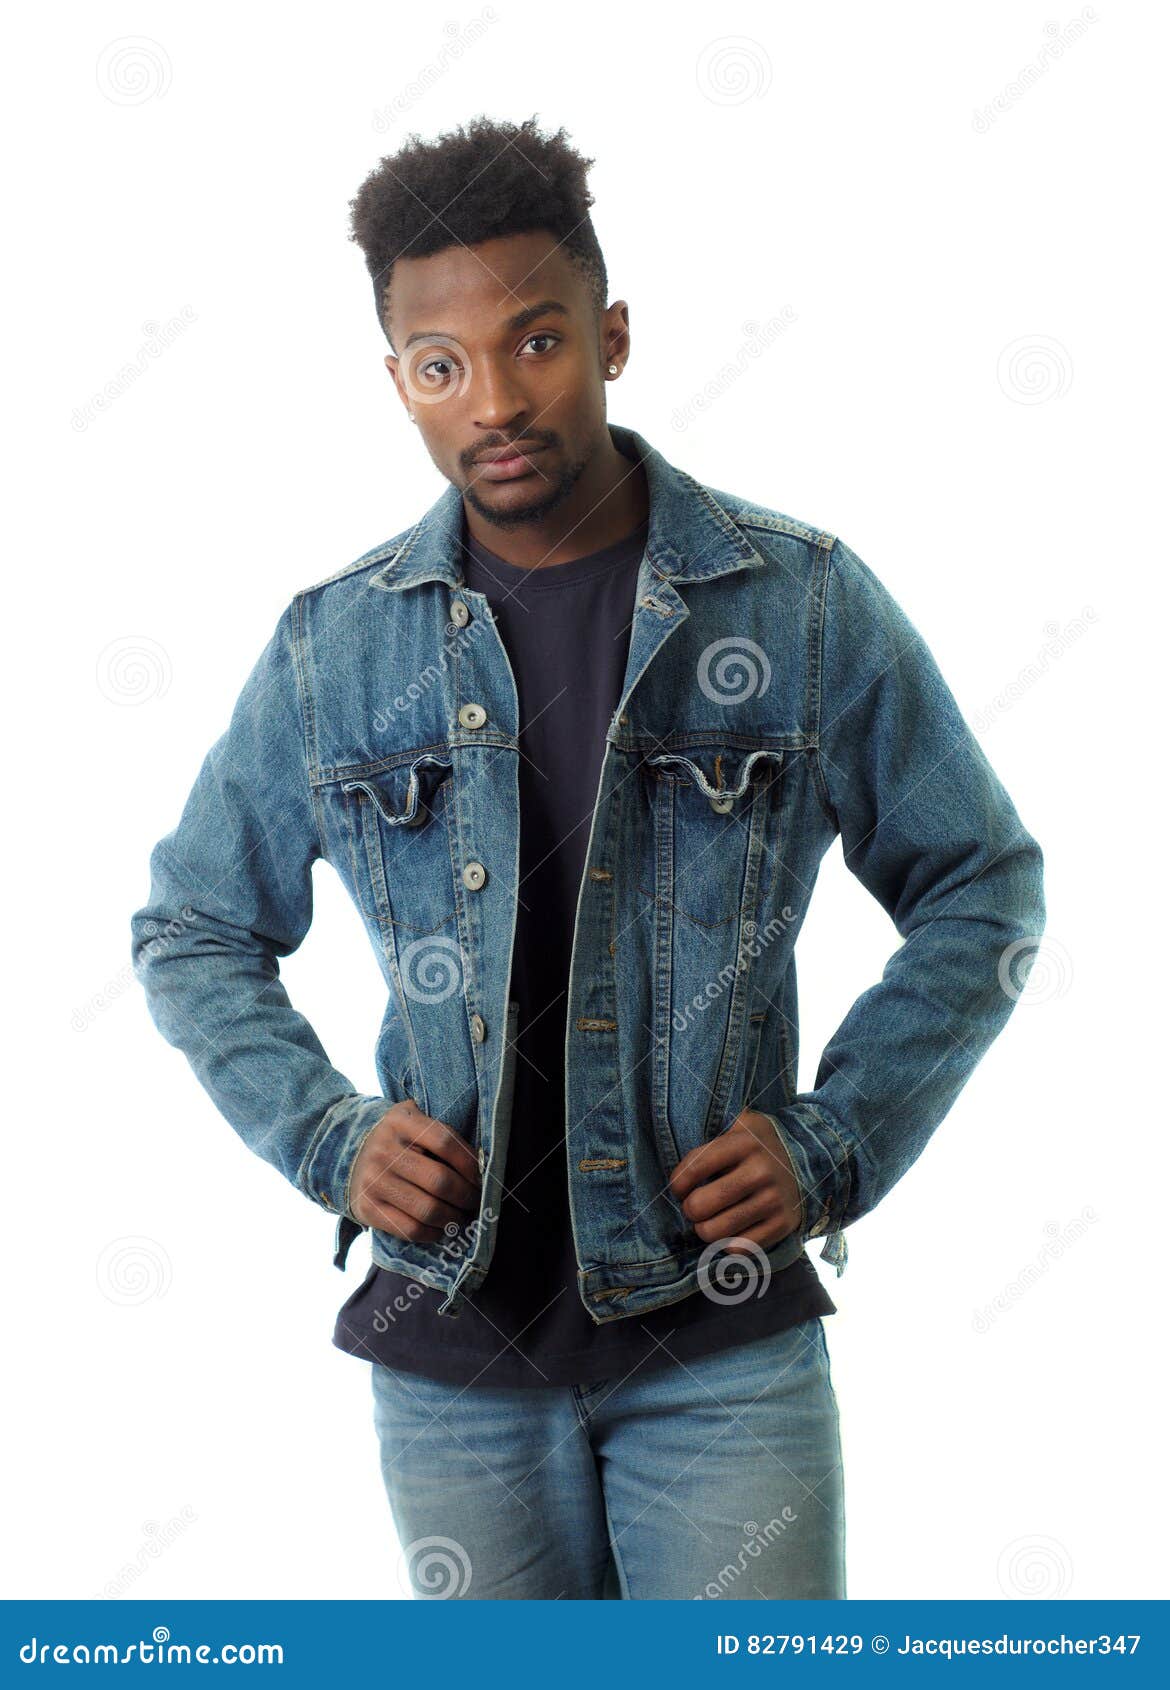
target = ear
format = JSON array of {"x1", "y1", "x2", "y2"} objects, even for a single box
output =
[{"x1": 384, "y1": 354, "x2": 416, "y2": 422}]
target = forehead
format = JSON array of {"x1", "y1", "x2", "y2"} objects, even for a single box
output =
[{"x1": 389, "y1": 229, "x2": 586, "y2": 341}]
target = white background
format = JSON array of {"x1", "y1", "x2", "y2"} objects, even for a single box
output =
[{"x1": 4, "y1": 0, "x2": 1165, "y2": 1602}]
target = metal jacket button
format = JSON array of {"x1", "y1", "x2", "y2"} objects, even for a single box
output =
[
  {"x1": 709, "y1": 792, "x2": 734, "y2": 813},
  {"x1": 470, "y1": 1012, "x2": 486, "y2": 1042},
  {"x1": 449, "y1": 600, "x2": 470, "y2": 627},
  {"x1": 458, "y1": 702, "x2": 487, "y2": 729},
  {"x1": 462, "y1": 861, "x2": 487, "y2": 891}
]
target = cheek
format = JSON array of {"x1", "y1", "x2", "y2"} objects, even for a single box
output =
[{"x1": 536, "y1": 349, "x2": 605, "y2": 411}]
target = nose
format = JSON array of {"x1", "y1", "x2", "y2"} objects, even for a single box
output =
[{"x1": 468, "y1": 356, "x2": 529, "y2": 434}]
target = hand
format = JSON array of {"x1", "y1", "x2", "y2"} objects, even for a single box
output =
[
  {"x1": 347, "y1": 1098, "x2": 482, "y2": 1244},
  {"x1": 668, "y1": 1108, "x2": 804, "y2": 1254}
]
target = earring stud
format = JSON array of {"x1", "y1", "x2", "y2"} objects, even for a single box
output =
[{"x1": 608, "y1": 364, "x2": 618, "y2": 375}]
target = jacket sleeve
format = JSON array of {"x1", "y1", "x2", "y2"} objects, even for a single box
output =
[
  {"x1": 129, "y1": 600, "x2": 387, "y2": 1264},
  {"x1": 765, "y1": 536, "x2": 1046, "y2": 1275}
]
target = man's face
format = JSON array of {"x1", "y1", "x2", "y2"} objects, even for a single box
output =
[{"x1": 383, "y1": 229, "x2": 625, "y2": 529}]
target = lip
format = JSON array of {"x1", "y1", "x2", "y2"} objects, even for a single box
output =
[{"x1": 473, "y1": 444, "x2": 547, "y2": 482}]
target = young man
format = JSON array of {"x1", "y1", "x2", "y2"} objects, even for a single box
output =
[{"x1": 131, "y1": 115, "x2": 1045, "y2": 1601}]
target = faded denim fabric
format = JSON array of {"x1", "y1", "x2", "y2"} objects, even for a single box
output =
[
  {"x1": 130, "y1": 422, "x2": 1045, "y2": 1322},
  {"x1": 370, "y1": 1316, "x2": 845, "y2": 1599}
]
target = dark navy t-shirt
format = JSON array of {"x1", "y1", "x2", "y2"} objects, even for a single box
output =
[{"x1": 332, "y1": 501, "x2": 835, "y2": 1387}]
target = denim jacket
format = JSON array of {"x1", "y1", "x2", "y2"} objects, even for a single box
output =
[{"x1": 130, "y1": 422, "x2": 1045, "y2": 1323}]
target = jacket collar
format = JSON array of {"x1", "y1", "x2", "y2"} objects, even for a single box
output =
[{"x1": 369, "y1": 422, "x2": 766, "y2": 593}]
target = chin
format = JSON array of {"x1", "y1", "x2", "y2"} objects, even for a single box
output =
[{"x1": 464, "y1": 472, "x2": 574, "y2": 529}]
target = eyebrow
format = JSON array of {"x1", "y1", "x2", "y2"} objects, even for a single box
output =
[{"x1": 402, "y1": 298, "x2": 570, "y2": 350}]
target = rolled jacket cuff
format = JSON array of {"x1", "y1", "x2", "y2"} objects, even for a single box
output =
[
  {"x1": 296, "y1": 1092, "x2": 388, "y2": 1230},
  {"x1": 761, "y1": 1102, "x2": 853, "y2": 1277}
]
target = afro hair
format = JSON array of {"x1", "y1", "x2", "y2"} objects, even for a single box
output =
[{"x1": 348, "y1": 113, "x2": 609, "y2": 346}]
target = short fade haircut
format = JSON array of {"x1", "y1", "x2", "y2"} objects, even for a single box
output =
[{"x1": 348, "y1": 113, "x2": 609, "y2": 348}]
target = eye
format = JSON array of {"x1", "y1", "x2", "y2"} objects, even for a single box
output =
[
  {"x1": 521, "y1": 332, "x2": 559, "y2": 355},
  {"x1": 417, "y1": 354, "x2": 458, "y2": 383}
]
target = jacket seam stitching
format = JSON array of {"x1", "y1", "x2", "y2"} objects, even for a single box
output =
[
  {"x1": 801, "y1": 1100, "x2": 854, "y2": 1224},
  {"x1": 735, "y1": 513, "x2": 836, "y2": 546},
  {"x1": 288, "y1": 597, "x2": 329, "y2": 863},
  {"x1": 294, "y1": 528, "x2": 415, "y2": 596},
  {"x1": 296, "y1": 1091, "x2": 351, "y2": 1197},
  {"x1": 809, "y1": 535, "x2": 840, "y2": 832}
]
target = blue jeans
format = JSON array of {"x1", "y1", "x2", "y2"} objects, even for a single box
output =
[{"x1": 370, "y1": 1316, "x2": 846, "y2": 1599}]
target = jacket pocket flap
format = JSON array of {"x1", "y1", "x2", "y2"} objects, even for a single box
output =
[
  {"x1": 340, "y1": 753, "x2": 454, "y2": 828},
  {"x1": 645, "y1": 745, "x2": 785, "y2": 803}
]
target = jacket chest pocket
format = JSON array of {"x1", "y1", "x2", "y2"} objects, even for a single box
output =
[
  {"x1": 639, "y1": 744, "x2": 788, "y2": 1154},
  {"x1": 340, "y1": 752, "x2": 458, "y2": 937},
  {"x1": 638, "y1": 745, "x2": 785, "y2": 928}
]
